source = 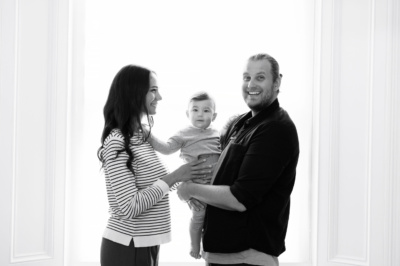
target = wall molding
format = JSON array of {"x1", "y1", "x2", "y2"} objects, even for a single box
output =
[
  {"x1": 10, "y1": 0, "x2": 60, "y2": 262},
  {"x1": 387, "y1": 1, "x2": 400, "y2": 265},
  {"x1": 0, "y1": 0, "x2": 18, "y2": 264},
  {"x1": 327, "y1": 0, "x2": 374, "y2": 264},
  {"x1": 310, "y1": 0, "x2": 322, "y2": 264}
]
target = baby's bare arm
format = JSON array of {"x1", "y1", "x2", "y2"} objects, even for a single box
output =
[{"x1": 148, "y1": 133, "x2": 181, "y2": 155}]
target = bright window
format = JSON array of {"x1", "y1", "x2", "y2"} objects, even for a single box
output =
[{"x1": 67, "y1": 0, "x2": 315, "y2": 265}]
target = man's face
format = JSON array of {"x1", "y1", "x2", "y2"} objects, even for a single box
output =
[{"x1": 242, "y1": 59, "x2": 279, "y2": 115}]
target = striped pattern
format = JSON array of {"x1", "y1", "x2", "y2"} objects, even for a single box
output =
[{"x1": 102, "y1": 129, "x2": 172, "y2": 246}]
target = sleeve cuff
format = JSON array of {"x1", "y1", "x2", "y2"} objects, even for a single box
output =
[
  {"x1": 154, "y1": 179, "x2": 170, "y2": 196},
  {"x1": 230, "y1": 186, "x2": 248, "y2": 209}
]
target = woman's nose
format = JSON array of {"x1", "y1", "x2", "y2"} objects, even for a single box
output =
[{"x1": 156, "y1": 91, "x2": 162, "y2": 101}]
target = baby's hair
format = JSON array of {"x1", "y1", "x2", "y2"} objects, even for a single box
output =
[{"x1": 188, "y1": 91, "x2": 216, "y2": 111}]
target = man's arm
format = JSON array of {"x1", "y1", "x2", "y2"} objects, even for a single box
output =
[{"x1": 177, "y1": 182, "x2": 246, "y2": 212}]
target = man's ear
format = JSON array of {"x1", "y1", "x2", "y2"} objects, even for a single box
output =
[
  {"x1": 212, "y1": 112, "x2": 218, "y2": 121},
  {"x1": 274, "y1": 74, "x2": 282, "y2": 92}
]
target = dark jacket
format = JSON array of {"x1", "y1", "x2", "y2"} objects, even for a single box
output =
[{"x1": 203, "y1": 99, "x2": 299, "y2": 257}]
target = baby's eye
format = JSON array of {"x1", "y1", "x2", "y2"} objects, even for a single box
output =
[{"x1": 204, "y1": 109, "x2": 210, "y2": 113}]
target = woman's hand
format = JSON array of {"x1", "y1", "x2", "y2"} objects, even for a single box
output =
[
  {"x1": 174, "y1": 159, "x2": 212, "y2": 183},
  {"x1": 192, "y1": 162, "x2": 217, "y2": 184},
  {"x1": 161, "y1": 159, "x2": 212, "y2": 187}
]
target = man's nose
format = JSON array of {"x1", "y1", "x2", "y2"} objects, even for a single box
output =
[{"x1": 247, "y1": 78, "x2": 256, "y2": 88}]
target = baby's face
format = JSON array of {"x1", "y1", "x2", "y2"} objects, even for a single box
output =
[{"x1": 186, "y1": 99, "x2": 216, "y2": 129}]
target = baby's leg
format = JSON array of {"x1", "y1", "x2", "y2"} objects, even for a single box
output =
[
  {"x1": 188, "y1": 154, "x2": 219, "y2": 259},
  {"x1": 189, "y1": 207, "x2": 206, "y2": 259}
]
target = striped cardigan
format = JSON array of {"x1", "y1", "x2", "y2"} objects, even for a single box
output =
[{"x1": 101, "y1": 129, "x2": 172, "y2": 247}]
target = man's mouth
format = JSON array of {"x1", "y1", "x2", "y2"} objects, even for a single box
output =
[{"x1": 248, "y1": 91, "x2": 261, "y2": 95}]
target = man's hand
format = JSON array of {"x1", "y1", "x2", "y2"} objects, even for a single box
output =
[
  {"x1": 187, "y1": 198, "x2": 206, "y2": 212},
  {"x1": 177, "y1": 182, "x2": 192, "y2": 202}
]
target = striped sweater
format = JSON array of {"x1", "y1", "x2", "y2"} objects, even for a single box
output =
[{"x1": 101, "y1": 129, "x2": 172, "y2": 247}]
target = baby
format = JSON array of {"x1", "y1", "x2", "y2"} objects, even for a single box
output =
[{"x1": 148, "y1": 91, "x2": 221, "y2": 259}]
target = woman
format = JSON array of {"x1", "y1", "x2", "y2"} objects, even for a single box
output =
[{"x1": 97, "y1": 65, "x2": 208, "y2": 266}]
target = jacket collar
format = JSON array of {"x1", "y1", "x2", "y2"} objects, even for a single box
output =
[{"x1": 233, "y1": 99, "x2": 280, "y2": 131}]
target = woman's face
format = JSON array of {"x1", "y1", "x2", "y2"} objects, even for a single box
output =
[{"x1": 145, "y1": 72, "x2": 162, "y2": 115}]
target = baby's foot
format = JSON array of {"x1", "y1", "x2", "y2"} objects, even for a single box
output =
[{"x1": 190, "y1": 249, "x2": 201, "y2": 259}]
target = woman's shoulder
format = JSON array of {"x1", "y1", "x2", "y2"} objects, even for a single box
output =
[{"x1": 104, "y1": 129, "x2": 125, "y2": 147}]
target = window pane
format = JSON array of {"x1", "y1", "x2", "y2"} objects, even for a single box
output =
[{"x1": 67, "y1": 0, "x2": 314, "y2": 264}]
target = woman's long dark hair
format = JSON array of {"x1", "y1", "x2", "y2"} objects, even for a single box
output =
[{"x1": 97, "y1": 65, "x2": 153, "y2": 174}]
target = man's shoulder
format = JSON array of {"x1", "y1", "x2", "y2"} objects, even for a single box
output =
[
  {"x1": 261, "y1": 107, "x2": 296, "y2": 127},
  {"x1": 258, "y1": 109, "x2": 299, "y2": 150},
  {"x1": 222, "y1": 113, "x2": 245, "y2": 131}
]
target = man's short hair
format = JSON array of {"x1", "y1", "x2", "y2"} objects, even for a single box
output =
[{"x1": 248, "y1": 53, "x2": 282, "y2": 83}]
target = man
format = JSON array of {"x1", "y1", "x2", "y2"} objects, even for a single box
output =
[{"x1": 177, "y1": 53, "x2": 299, "y2": 266}]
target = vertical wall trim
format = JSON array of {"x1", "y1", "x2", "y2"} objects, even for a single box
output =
[
  {"x1": 317, "y1": 0, "x2": 398, "y2": 265},
  {"x1": 64, "y1": 0, "x2": 86, "y2": 265},
  {"x1": 10, "y1": 0, "x2": 20, "y2": 260},
  {"x1": 388, "y1": 1, "x2": 400, "y2": 265},
  {"x1": 383, "y1": 0, "x2": 395, "y2": 265},
  {"x1": 317, "y1": 0, "x2": 335, "y2": 263},
  {"x1": 44, "y1": 0, "x2": 59, "y2": 260},
  {"x1": 327, "y1": 0, "x2": 340, "y2": 260},
  {"x1": 4, "y1": 0, "x2": 19, "y2": 264},
  {"x1": 10, "y1": 0, "x2": 60, "y2": 262},
  {"x1": 328, "y1": 0, "x2": 373, "y2": 264},
  {"x1": 365, "y1": 0, "x2": 376, "y2": 264},
  {"x1": 311, "y1": 0, "x2": 322, "y2": 264}
]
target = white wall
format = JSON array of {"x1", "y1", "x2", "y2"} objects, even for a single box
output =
[
  {"x1": 316, "y1": 0, "x2": 400, "y2": 265},
  {"x1": 0, "y1": 0, "x2": 70, "y2": 265},
  {"x1": 0, "y1": 0, "x2": 399, "y2": 266}
]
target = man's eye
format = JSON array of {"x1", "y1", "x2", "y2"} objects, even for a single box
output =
[
  {"x1": 243, "y1": 76, "x2": 250, "y2": 82},
  {"x1": 257, "y1": 76, "x2": 265, "y2": 81}
]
